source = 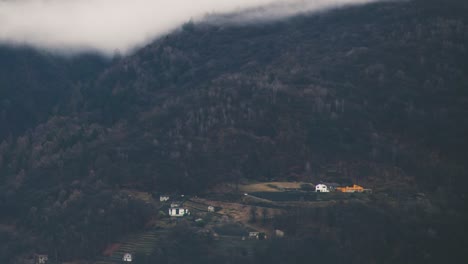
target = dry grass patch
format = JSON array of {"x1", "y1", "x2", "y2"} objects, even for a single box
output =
[
  {"x1": 240, "y1": 182, "x2": 309, "y2": 193},
  {"x1": 121, "y1": 189, "x2": 154, "y2": 203}
]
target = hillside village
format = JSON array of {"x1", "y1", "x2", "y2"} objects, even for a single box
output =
[
  {"x1": 2, "y1": 0, "x2": 468, "y2": 263},
  {"x1": 22, "y1": 182, "x2": 380, "y2": 264},
  {"x1": 26, "y1": 181, "x2": 380, "y2": 264},
  {"x1": 96, "y1": 181, "x2": 376, "y2": 264}
]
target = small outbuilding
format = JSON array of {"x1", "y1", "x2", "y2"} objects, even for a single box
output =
[
  {"x1": 208, "y1": 206, "x2": 215, "y2": 212},
  {"x1": 122, "y1": 253, "x2": 133, "y2": 262},
  {"x1": 249, "y1": 232, "x2": 259, "y2": 238},
  {"x1": 160, "y1": 195, "x2": 170, "y2": 202},
  {"x1": 35, "y1": 254, "x2": 48, "y2": 264},
  {"x1": 275, "y1": 229, "x2": 285, "y2": 238},
  {"x1": 170, "y1": 202, "x2": 181, "y2": 208},
  {"x1": 248, "y1": 232, "x2": 267, "y2": 240}
]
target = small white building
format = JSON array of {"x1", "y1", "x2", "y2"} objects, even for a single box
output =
[
  {"x1": 248, "y1": 232, "x2": 266, "y2": 240},
  {"x1": 35, "y1": 254, "x2": 48, "y2": 264},
  {"x1": 208, "y1": 206, "x2": 215, "y2": 212},
  {"x1": 249, "y1": 232, "x2": 260, "y2": 239},
  {"x1": 275, "y1": 229, "x2": 285, "y2": 238},
  {"x1": 315, "y1": 184, "x2": 330, "y2": 193},
  {"x1": 123, "y1": 253, "x2": 133, "y2": 262},
  {"x1": 160, "y1": 195, "x2": 170, "y2": 202},
  {"x1": 169, "y1": 207, "x2": 190, "y2": 217}
]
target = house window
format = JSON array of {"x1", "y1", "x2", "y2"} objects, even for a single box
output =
[{"x1": 176, "y1": 209, "x2": 179, "y2": 215}]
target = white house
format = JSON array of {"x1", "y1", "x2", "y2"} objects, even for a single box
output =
[
  {"x1": 169, "y1": 207, "x2": 190, "y2": 217},
  {"x1": 208, "y1": 206, "x2": 215, "y2": 212},
  {"x1": 160, "y1": 195, "x2": 170, "y2": 202},
  {"x1": 123, "y1": 253, "x2": 133, "y2": 262},
  {"x1": 315, "y1": 184, "x2": 330, "y2": 193}
]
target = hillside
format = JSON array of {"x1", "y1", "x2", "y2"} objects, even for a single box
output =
[
  {"x1": 0, "y1": 0, "x2": 468, "y2": 263},
  {"x1": 0, "y1": 46, "x2": 109, "y2": 140}
]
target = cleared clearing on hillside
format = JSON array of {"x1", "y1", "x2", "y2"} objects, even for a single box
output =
[{"x1": 240, "y1": 182, "x2": 310, "y2": 193}]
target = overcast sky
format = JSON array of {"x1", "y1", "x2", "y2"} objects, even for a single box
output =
[{"x1": 0, "y1": 0, "x2": 379, "y2": 55}]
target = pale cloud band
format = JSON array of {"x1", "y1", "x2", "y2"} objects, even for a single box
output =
[{"x1": 0, "y1": 0, "x2": 379, "y2": 55}]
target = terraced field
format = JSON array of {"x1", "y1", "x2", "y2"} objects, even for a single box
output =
[
  {"x1": 184, "y1": 199, "x2": 211, "y2": 212},
  {"x1": 94, "y1": 228, "x2": 169, "y2": 264}
]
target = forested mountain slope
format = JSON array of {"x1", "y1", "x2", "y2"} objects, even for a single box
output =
[
  {"x1": 0, "y1": 46, "x2": 109, "y2": 139},
  {"x1": 0, "y1": 0, "x2": 468, "y2": 263}
]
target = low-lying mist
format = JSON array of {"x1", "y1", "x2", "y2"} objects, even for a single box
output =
[{"x1": 0, "y1": 0, "x2": 380, "y2": 55}]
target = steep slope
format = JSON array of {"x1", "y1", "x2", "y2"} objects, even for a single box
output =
[
  {"x1": 0, "y1": 46, "x2": 109, "y2": 140},
  {"x1": 0, "y1": 0, "x2": 468, "y2": 262},
  {"x1": 7, "y1": 0, "x2": 466, "y2": 192}
]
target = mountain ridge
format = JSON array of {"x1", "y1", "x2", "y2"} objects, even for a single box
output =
[{"x1": 0, "y1": 0, "x2": 468, "y2": 262}]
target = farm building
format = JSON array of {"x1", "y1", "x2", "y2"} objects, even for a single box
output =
[
  {"x1": 160, "y1": 195, "x2": 170, "y2": 202},
  {"x1": 169, "y1": 207, "x2": 190, "y2": 217},
  {"x1": 208, "y1": 206, "x2": 215, "y2": 212},
  {"x1": 122, "y1": 253, "x2": 133, "y2": 262}
]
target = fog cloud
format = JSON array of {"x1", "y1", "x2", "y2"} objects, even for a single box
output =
[{"x1": 0, "y1": 0, "x2": 380, "y2": 55}]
